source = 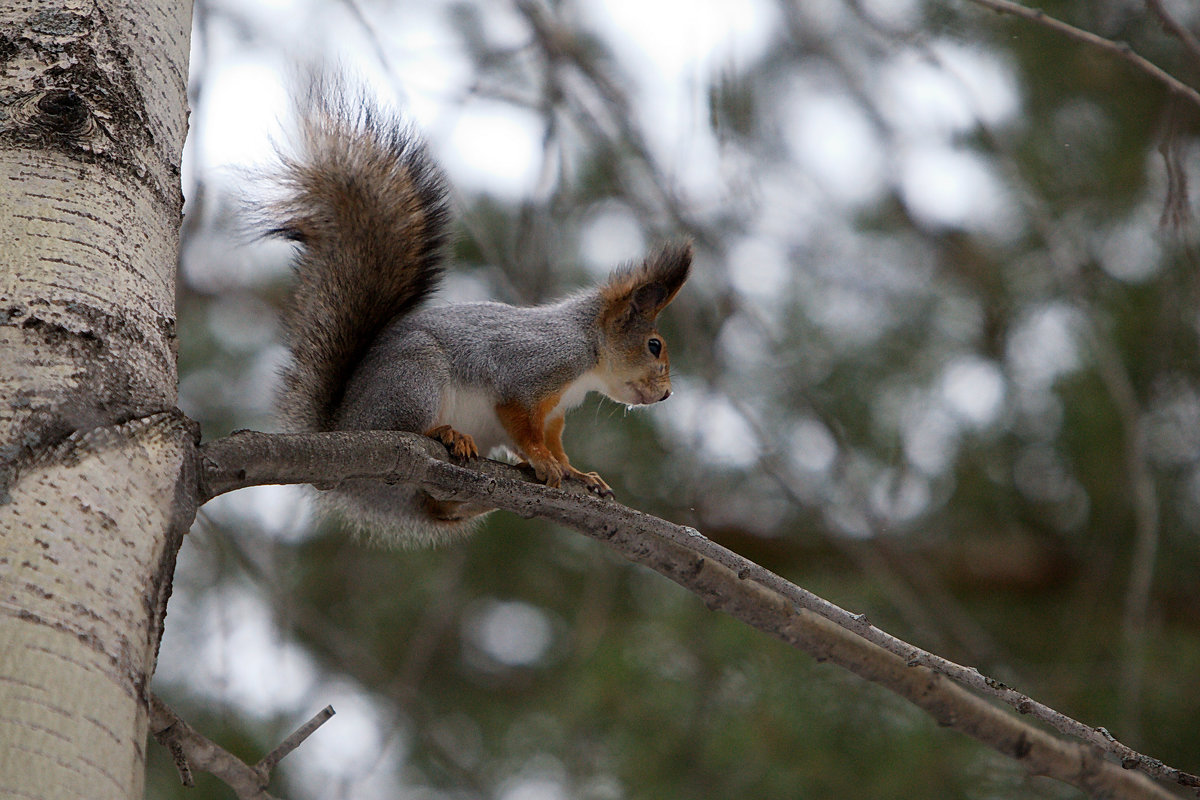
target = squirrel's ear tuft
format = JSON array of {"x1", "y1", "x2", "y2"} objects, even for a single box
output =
[
  {"x1": 638, "y1": 240, "x2": 692, "y2": 314},
  {"x1": 602, "y1": 240, "x2": 693, "y2": 322}
]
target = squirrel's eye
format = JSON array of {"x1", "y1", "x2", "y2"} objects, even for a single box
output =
[{"x1": 648, "y1": 338, "x2": 662, "y2": 357}]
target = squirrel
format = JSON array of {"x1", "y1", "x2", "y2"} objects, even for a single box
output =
[{"x1": 267, "y1": 83, "x2": 692, "y2": 546}]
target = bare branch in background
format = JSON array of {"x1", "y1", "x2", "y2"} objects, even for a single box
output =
[
  {"x1": 513, "y1": 0, "x2": 713, "y2": 244},
  {"x1": 150, "y1": 693, "x2": 335, "y2": 800},
  {"x1": 1144, "y1": 0, "x2": 1200, "y2": 69},
  {"x1": 196, "y1": 429, "x2": 1198, "y2": 797},
  {"x1": 1087, "y1": 322, "x2": 1162, "y2": 745},
  {"x1": 336, "y1": 0, "x2": 400, "y2": 86},
  {"x1": 964, "y1": 0, "x2": 1200, "y2": 110},
  {"x1": 1158, "y1": 98, "x2": 1193, "y2": 230}
]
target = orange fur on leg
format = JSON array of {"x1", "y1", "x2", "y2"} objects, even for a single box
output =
[
  {"x1": 545, "y1": 414, "x2": 613, "y2": 497},
  {"x1": 496, "y1": 395, "x2": 566, "y2": 487}
]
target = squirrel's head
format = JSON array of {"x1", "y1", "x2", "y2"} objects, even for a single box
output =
[{"x1": 595, "y1": 241, "x2": 692, "y2": 407}]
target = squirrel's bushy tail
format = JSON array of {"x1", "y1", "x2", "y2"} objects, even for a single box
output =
[{"x1": 270, "y1": 79, "x2": 449, "y2": 433}]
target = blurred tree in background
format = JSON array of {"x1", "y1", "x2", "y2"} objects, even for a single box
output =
[{"x1": 152, "y1": 0, "x2": 1200, "y2": 797}]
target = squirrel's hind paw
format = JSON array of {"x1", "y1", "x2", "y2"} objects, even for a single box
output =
[{"x1": 426, "y1": 425, "x2": 480, "y2": 460}]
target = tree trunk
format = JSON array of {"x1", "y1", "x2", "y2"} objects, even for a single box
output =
[{"x1": 0, "y1": 2, "x2": 192, "y2": 798}]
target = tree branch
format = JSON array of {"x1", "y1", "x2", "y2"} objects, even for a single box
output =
[
  {"x1": 149, "y1": 692, "x2": 335, "y2": 800},
  {"x1": 963, "y1": 0, "x2": 1200, "y2": 111},
  {"x1": 196, "y1": 430, "x2": 1197, "y2": 798},
  {"x1": 1144, "y1": 0, "x2": 1200, "y2": 70}
]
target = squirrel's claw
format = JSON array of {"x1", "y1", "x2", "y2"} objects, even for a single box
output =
[
  {"x1": 426, "y1": 425, "x2": 479, "y2": 460},
  {"x1": 568, "y1": 466, "x2": 614, "y2": 499}
]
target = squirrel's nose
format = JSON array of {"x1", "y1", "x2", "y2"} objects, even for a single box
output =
[{"x1": 659, "y1": 389, "x2": 671, "y2": 401}]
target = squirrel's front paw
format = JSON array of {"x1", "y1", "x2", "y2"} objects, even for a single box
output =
[
  {"x1": 426, "y1": 425, "x2": 479, "y2": 460},
  {"x1": 528, "y1": 454, "x2": 566, "y2": 488},
  {"x1": 567, "y1": 467, "x2": 614, "y2": 499}
]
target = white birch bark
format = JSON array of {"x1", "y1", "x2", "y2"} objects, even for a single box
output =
[{"x1": 0, "y1": 2, "x2": 192, "y2": 798}]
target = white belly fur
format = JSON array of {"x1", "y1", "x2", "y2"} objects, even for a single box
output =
[
  {"x1": 437, "y1": 385, "x2": 507, "y2": 454},
  {"x1": 436, "y1": 368, "x2": 609, "y2": 456}
]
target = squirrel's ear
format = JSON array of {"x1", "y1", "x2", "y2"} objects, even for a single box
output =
[
  {"x1": 603, "y1": 241, "x2": 692, "y2": 324},
  {"x1": 632, "y1": 241, "x2": 692, "y2": 316}
]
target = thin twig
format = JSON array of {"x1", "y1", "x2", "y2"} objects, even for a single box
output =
[
  {"x1": 1144, "y1": 0, "x2": 1200, "y2": 69},
  {"x1": 256, "y1": 705, "x2": 336, "y2": 775},
  {"x1": 963, "y1": 0, "x2": 1200, "y2": 111},
  {"x1": 1158, "y1": 96, "x2": 1193, "y2": 230},
  {"x1": 336, "y1": 0, "x2": 400, "y2": 86}
]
